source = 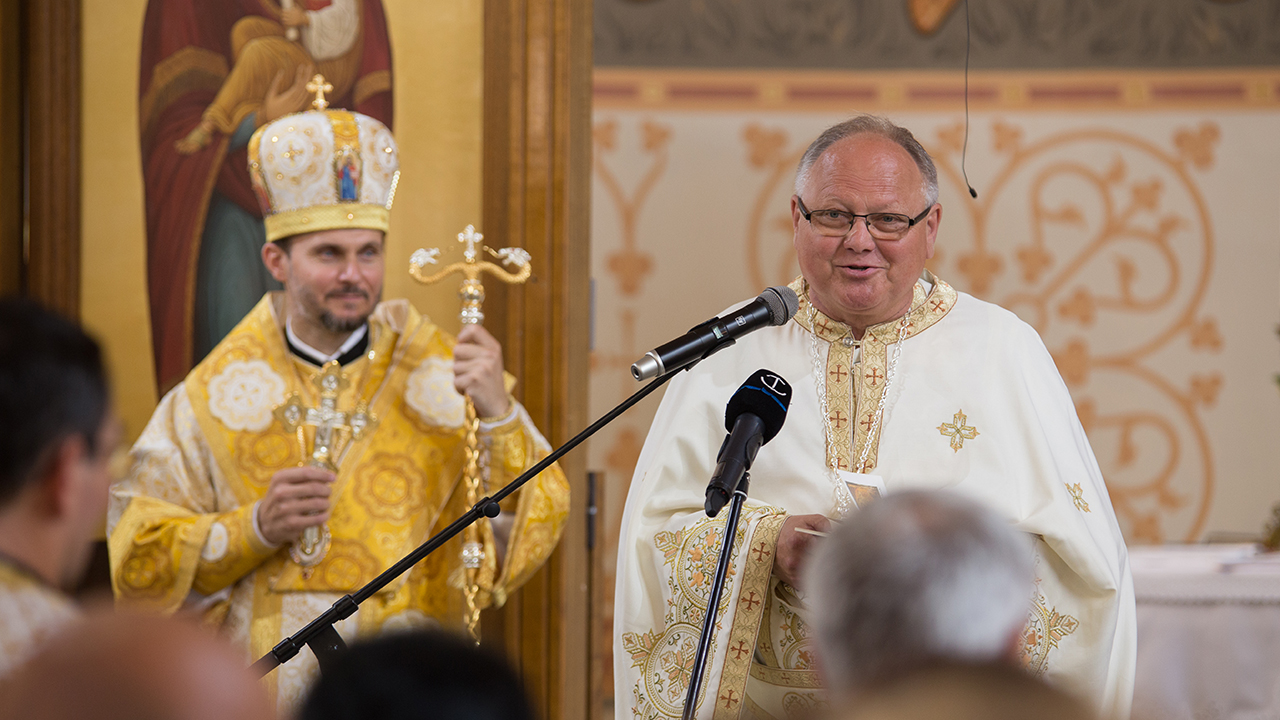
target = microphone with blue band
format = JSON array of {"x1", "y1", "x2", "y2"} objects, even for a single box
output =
[{"x1": 705, "y1": 370, "x2": 792, "y2": 517}]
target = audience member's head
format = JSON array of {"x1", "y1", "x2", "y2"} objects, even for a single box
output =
[
  {"x1": 804, "y1": 490, "x2": 1034, "y2": 700},
  {"x1": 0, "y1": 298, "x2": 117, "y2": 589},
  {"x1": 300, "y1": 628, "x2": 534, "y2": 720},
  {"x1": 0, "y1": 609, "x2": 273, "y2": 720},
  {"x1": 835, "y1": 661, "x2": 1095, "y2": 720}
]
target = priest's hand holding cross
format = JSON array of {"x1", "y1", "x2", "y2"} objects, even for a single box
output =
[{"x1": 257, "y1": 467, "x2": 335, "y2": 547}]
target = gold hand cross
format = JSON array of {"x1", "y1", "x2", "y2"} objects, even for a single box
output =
[{"x1": 272, "y1": 361, "x2": 378, "y2": 569}]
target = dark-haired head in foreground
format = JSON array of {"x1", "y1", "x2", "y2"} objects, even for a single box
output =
[
  {"x1": 300, "y1": 629, "x2": 534, "y2": 720},
  {"x1": 0, "y1": 298, "x2": 117, "y2": 589},
  {"x1": 0, "y1": 298, "x2": 118, "y2": 675}
]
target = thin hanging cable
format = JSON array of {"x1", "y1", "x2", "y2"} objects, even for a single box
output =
[{"x1": 961, "y1": 0, "x2": 977, "y2": 199}]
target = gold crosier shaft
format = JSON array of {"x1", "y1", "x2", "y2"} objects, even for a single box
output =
[{"x1": 409, "y1": 224, "x2": 532, "y2": 640}]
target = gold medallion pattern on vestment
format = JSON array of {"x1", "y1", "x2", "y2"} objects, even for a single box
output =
[{"x1": 623, "y1": 509, "x2": 785, "y2": 719}]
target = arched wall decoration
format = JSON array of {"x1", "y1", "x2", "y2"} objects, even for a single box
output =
[
  {"x1": 593, "y1": 119, "x2": 669, "y2": 299},
  {"x1": 740, "y1": 120, "x2": 1222, "y2": 543},
  {"x1": 589, "y1": 117, "x2": 675, "y2": 492}
]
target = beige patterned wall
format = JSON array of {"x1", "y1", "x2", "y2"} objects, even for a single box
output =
[{"x1": 589, "y1": 70, "x2": 1280, "y2": 596}]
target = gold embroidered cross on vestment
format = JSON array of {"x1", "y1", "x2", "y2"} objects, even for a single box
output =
[
  {"x1": 1065, "y1": 483, "x2": 1091, "y2": 513},
  {"x1": 937, "y1": 409, "x2": 979, "y2": 451}
]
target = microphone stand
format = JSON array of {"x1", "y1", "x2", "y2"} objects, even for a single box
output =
[
  {"x1": 251, "y1": 360, "x2": 691, "y2": 678},
  {"x1": 681, "y1": 469, "x2": 752, "y2": 720}
]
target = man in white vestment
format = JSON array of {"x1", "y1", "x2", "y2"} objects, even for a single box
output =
[
  {"x1": 0, "y1": 299, "x2": 121, "y2": 676},
  {"x1": 804, "y1": 489, "x2": 1036, "y2": 702},
  {"x1": 614, "y1": 115, "x2": 1136, "y2": 720}
]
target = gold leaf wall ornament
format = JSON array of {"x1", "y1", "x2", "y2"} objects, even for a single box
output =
[
  {"x1": 593, "y1": 118, "x2": 670, "y2": 298},
  {"x1": 589, "y1": 120, "x2": 679, "y2": 619},
  {"x1": 1189, "y1": 318, "x2": 1223, "y2": 350},
  {"x1": 745, "y1": 124, "x2": 788, "y2": 169},
  {"x1": 742, "y1": 124, "x2": 805, "y2": 291},
  {"x1": 1015, "y1": 245, "x2": 1055, "y2": 284},
  {"x1": 908, "y1": 0, "x2": 964, "y2": 35},
  {"x1": 1051, "y1": 339, "x2": 1091, "y2": 387},
  {"x1": 1175, "y1": 122, "x2": 1221, "y2": 169},
  {"x1": 956, "y1": 249, "x2": 1002, "y2": 296}
]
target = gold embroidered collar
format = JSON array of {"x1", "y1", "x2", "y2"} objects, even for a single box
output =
[
  {"x1": 789, "y1": 271, "x2": 959, "y2": 491},
  {"x1": 788, "y1": 270, "x2": 958, "y2": 345}
]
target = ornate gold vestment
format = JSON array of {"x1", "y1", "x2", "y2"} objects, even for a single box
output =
[{"x1": 109, "y1": 294, "x2": 569, "y2": 706}]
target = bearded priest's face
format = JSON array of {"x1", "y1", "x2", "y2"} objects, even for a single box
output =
[{"x1": 266, "y1": 228, "x2": 385, "y2": 335}]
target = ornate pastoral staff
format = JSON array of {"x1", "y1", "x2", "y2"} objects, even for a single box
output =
[{"x1": 409, "y1": 225, "x2": 532, "y2": 639}]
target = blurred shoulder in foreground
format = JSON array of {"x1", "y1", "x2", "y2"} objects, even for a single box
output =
[
  {"x1": 839, "y1": 662, "x2": 1097, "y2": 720},
  {"x1": 0, "y1": 609, "x2": 272, "y2": 720}
]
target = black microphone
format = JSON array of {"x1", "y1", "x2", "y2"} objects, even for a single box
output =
[
  {"x1": 631, "y1": 286, "x2": 800, "y2": 381},
  {"x1": 705, "y1": 370, "x2": 792, "y2": 517}
]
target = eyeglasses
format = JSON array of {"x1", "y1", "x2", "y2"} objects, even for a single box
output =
[{"x1": 795, "y1": 196, "x2": 932, "y2": 240}]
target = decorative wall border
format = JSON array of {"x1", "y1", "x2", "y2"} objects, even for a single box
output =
[{"x1": 594, "y1": 68, "x2": 1280, "y2": 111}]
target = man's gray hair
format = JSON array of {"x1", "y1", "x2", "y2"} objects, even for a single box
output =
[
  {"x1": 803, "y1": 490, "x2": 1034, "y2": 699},
  {"x1": 794, "y1": 115, "x2": 939, "y2": 207}
]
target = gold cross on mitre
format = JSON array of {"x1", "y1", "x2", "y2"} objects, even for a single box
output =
[
  {"x1": 272, "y1": 361, "x2": 378, "y2": 569},
  {"x1": 409, "y1": 224, "x2": 533, "y2": 325},
  {"x1": 306, "y1": 74, "x2": 334, "y2": 111},
  {"x1": 408, "y1": 225, "x2": 532, "y2": 641}
]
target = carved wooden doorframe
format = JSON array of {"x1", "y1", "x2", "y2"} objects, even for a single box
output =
[
  {"x1": 1, "y1": 0, "x2": 80, "y2": 310},
  {"x1": 480, "y1": 1, "x2": 594, "y2": 720}
]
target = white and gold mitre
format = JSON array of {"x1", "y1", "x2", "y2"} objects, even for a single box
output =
[{"x1": 248, "y1": 92, "x2": 400, "y2": 242}]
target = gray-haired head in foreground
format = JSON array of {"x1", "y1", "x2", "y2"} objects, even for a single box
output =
[
  {"x1": 803, "y1": 490, "x2": 1034, "y2": 700},
  {"x1": 794, "y1": 115, "x2": 939, "y2": 208}
]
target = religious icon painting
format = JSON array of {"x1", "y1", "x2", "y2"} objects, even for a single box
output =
[
  {"x1": 138, "y1": 0, "x2": 394, "y2": 392},
  {"x1": 336, "y1": 148, "x2": 363, "y2": 202}
]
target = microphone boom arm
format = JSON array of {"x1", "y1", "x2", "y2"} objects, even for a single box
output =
[{"x1": 252, "y1": 353, "x2": 692, "y2": 677}]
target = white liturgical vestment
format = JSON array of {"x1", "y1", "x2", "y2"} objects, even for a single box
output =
[{"x1": 614, "y1": 273, "x2": 1136, "y2": 720}]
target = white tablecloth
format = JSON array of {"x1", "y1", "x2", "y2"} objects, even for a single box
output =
[{"x1": 1131, "y1": 544, "x2": 1280, "y2": 720}]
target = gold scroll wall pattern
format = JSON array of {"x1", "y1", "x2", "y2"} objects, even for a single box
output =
[
  {"x1": 589, "y1": 118, "x2": 674, "y2": 697},
  {"x1": 591, "y1": 117, "x2": 1224, "y2": 545},
  {"x1": 590, "y1": 118, "x2": 673, "y2": 509}
]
